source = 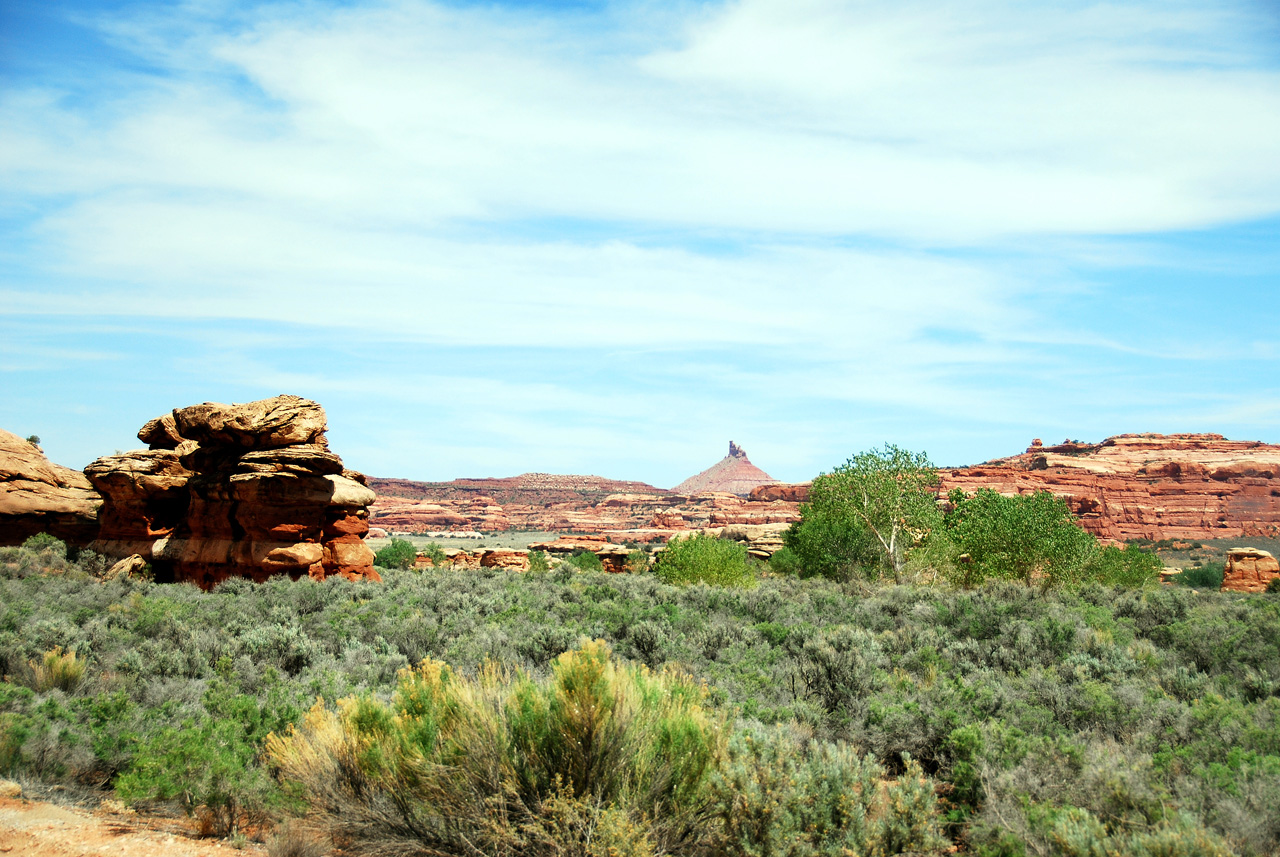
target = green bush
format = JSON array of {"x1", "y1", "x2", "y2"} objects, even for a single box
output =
[
  {"x1": 1171, "y1": 562, "x2": 1224, "y2": 588},
  {"x1": 422, "y1": 542, "x2": 447, "y2": 566},
  {"x1": 21, "y1": 533, "x2": 66, "y2": 561},
  {"x1": 527, "y1": 550, "x2": 551, "y2": 575},
  {"x1": 567, "y1": 550, "x2": 604, "y2": 572},
  {"x1": 373, "y1": 538, "x2": 416, "y2": 570},
  {"x1": 1084, "y1": 543, "x2": 1162, "y2": 587},
  {"x1": 656, "y1": 533, "x2": 754, "y2": 587},
  {"x1": 268, "y1": 640, "x2": 723, "y2": 856},
  {"x1": 767, "y1": 546, "x2": 803, "y2": 576}
]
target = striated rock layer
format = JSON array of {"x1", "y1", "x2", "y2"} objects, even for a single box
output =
[
  {"x1": 86, "y1": 395, "x2": 378, "y2": 588},
  {"x1": 0, "y1": 429, "x2": 101, "y2": 546},
  {"x1": 939, "y1": 434, "x2": 1280, "y2": 541}
]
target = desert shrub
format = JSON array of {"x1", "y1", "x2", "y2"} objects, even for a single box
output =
[
  {"x1": 625, "y1": 549, "x2": 650, "y2": 574},
  {"x1": 22, "y1": 533, "x2": 66, "y2": 557},
  {"x1": 567, "y1": 550, "x2": 604, "y2": 572},
  {"x1": 266, "y1": 821, "x2": 328, "y2": 857},
  {"x1": 373, "y1": 538, "x2": 416, "y2": 570},
  {"x1": 1172, "y1": 562, "x2": 1225, "y2": 588},
  {"x1": 655, "y1": 533, "x2": 753, "y2": 587},
  {"x1": 267, "y1": 640, "x2": 724, "y2": 856},
  {"x1": 712, "y1": 724, "x2": 944, "y2": 857},
  {"x1": 116, "y1": 715, "x2": 278, "y2": 835},
  {"x1": 421, "y1": 542, "x2": 447, "y2": 565},
  {"x1": 1268, "y1": 576, "x2": 1280, "y2": 594},
  {"x1": 527, "y1": 550, "x2": 551, "y2": 574}
]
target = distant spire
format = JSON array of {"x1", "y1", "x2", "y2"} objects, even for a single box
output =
[{"x1": 729, "y1": 441, "x2": 744, "y2": 458}]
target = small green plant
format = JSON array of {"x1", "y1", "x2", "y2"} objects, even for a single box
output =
[
  {"x1": 655, "y1": 533, "x2": 754, "y2": 587},
  {"x1": 25, "y1": 435, "x2": 40, "y2": 446},
  {"x1": 422, "y1": 542, "x2": 447, "y2": 566},
  {"x1": 1266, "y1": 576, "x2": 1280, "y2": 594},
  {"x1": 527, "y1": 550, "x2": 551, "y2": 575},
  {"x1": 373, "y1": 538, "x2": 416, "y2": 569},
  {"x1": 625, "y1": 549, "x2": 650, "y2": 574}
]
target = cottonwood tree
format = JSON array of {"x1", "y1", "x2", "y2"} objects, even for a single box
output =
[
  {"x1": 945, "y1": 488, "x2": 1095, "y2": 588},
  {"x1": 790, "y1": 444, "x2": 941, "y2": 581}
]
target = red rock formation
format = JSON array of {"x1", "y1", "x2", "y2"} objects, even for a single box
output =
[
  {"x1": 85, "y1": 395, "x2": 378, "y2": 588},
  {"x1": 673, "y1": 442, "x2": 779, "y2": 496},
  {"x1": 749, "y1": 482, "x2": 811, "y2": 503},
  {"x1": 0, "y1": 429, "x2": 101, "y2": 546},
  {"x1": 1221, "y1": 548, "x2": 1280, "y2": 593},
  {"x1": 941, "y1": 434, "x2": 1280, "y2": 541}
]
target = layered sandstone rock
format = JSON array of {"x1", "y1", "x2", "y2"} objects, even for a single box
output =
[
  {"x1": 940, "y1": 434, "x2": 1280, "y2": 541},
  {"x1": 369, "y1": 486, "x2": 801, "y2": 540},
  {"x1": 85, "y1": 395, "x2": 378, "y2": 588},
  {"x1": 1221, "y1": 548, "x2": 1280, "y2": 593},
  {"x1": 0, "y1": 429, "x2": 101, "y2": 546}
]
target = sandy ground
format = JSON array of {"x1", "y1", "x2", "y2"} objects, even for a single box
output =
[{"x1": 0, "y1": 788, "x2": 267, "y2": 857}]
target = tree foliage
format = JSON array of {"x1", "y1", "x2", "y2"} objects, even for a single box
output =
[
  {"x1": 787, "y1": 445, "x2": 940, "y2": 581},
  {"x1": 373, "y1": 538, "x2": 416, "y2": 570},
  {"x1": 656, "y1": 533, "x2": 754, "y2": 587}
]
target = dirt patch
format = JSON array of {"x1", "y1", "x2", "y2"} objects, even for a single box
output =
[{"x1": 0, "y1": 792, "x2": 266, "y2": 857}]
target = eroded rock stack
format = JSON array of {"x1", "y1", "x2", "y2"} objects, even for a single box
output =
[
  {"x1": 0, "y1": 429, "x2": 101, "y2": 546},
  {"x1": 86, "y1": 395, "x2": 378, "y2": 588},
  {"x1": 1221, "y1": 548, "x2": 1280, "y2": 593}
]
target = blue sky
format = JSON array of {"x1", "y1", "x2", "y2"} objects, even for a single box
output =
[{"x1": 3, "y1": 0, "x2": 1280, "y2": 487}]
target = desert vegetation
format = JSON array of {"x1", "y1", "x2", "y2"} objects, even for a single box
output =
[{"x1": 2, "y1": 445, "x2": 1278, "y2": 855}]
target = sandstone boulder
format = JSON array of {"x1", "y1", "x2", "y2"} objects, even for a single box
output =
[
  {"x1": 86, "y1": 395, "x2": 378, "y2": 588},
  {"x1": 1221, "y1": 548, "x2": 1280, "y2": 594},
  {"x1": 0, "y1": 429, "x2": 101, "y2": 546}
]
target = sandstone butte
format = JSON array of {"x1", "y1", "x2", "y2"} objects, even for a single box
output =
[{"x1": 83, "y1": 395, "x2": 379, "y2": 588}]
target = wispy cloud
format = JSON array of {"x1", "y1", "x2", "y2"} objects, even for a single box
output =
[{"x1": 2, "y1": 0, "x2": 1279, "y2": 481}]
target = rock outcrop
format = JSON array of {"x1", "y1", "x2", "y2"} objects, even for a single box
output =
[
  {"x1": 673, "y1": 442, "x2": 780, "y2": 497},
  {"x1": 1221, "y1": 548, "x2": 1280, "y2": 593},
  {"x1": 85, "y1": 395, "x2": 378, "y2": 588},
  {"x1": 0, "y1": 429, "x2": 101, "y2": 546},
  {"x1": 940, "y1": 434, "x2": 1280, "y2": 541}
]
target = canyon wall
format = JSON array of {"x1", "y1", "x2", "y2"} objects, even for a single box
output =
[{"x1": 939, "y1": 434, "x2": 1280, "y2": 542}]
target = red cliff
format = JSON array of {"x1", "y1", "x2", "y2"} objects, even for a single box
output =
[{"x1": 940, "y1": 434, "x2": 1280, "y2": 541}]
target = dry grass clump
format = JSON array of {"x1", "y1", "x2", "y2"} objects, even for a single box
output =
[{"x1": 27, "y1": 646, "x2": 85, "y2": 693}]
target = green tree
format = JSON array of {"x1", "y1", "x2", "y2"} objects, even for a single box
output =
[
  {"x1": 789, "y1": 445, "x2": 941, "y2": 582},
  {"x1": 945, "y1": 489, "x2": 1095, "y2": 588},
  {"x1": 373, "y1": 538, "x2": 417, "y2": 570}
]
